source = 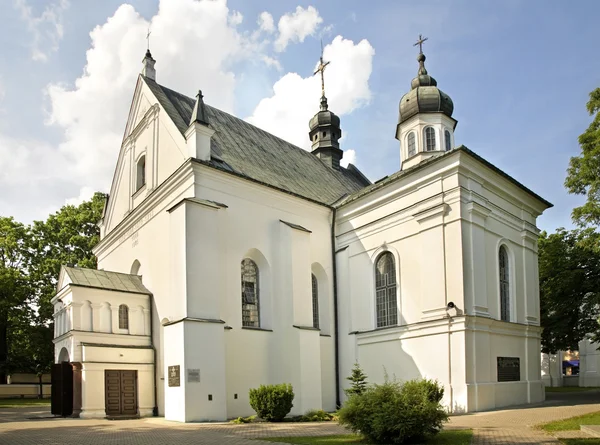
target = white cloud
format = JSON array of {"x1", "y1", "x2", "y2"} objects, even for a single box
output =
[
  {"x1": 247, "y1": 36, "x2": 375, "y2": 152},
  {"x1": 258, "y1": 11, "x2": 275, "y2": 33},
  {"x1": 1, "y1": 0, "x2": 374, "y2": 222},
  {"x1": 341, "y1": 149, "x2": 356, "y2": 168},
  {"x1": 274, "y1": 6, "x2": 322, "y2": 52},
  {"x1": 65, "y1": 186, "x2": 95, "y2": 206},
  {"x1": 14, "y1": 0, "x2": 70, "y2": 62}
]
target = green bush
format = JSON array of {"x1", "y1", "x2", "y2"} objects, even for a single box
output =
[
  {"x1": 338, "y1": 378, "x2": 448, "y2": 444},
  {"x1": 299, "y1": 409, "x2": 335, "y2": 422},
  {"x1": 249, "y1": 383, "x2": 294, "y2": 422},
  {"x1": 230, "y1": 415, "x2": 256, "y2": 424},
  {"x1": 345, "y1": 363, "x2": 369, "y2": 396}
]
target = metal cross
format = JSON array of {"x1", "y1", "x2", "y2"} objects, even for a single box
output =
[
  {"x1": 146, "y1": 27, "x2": 151, "y2": 51},
  {"x1": 413, "y1": 34, "x2": 428, "y2": 54},
  {"x1": 313, "y1": 40, "x2": 330, "y2": 97}
]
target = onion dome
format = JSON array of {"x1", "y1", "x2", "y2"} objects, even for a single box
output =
[
  {"x1": 309, "y1": 95, "x2": 343, "y2": 170},
  {"x1": 398, "y1": 52, "x2": 453, "y2": 124}
]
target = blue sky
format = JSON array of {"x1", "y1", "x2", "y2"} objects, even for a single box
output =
[{"x1": 0, "y1": 0, "x2": 599, "y2": 232}]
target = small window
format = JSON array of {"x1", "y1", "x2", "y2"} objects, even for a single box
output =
[
  {"x1": 241, "y1": 259, "x2": 260, "y2": 327},
  {"x1": 118, "y1": 304, "x2": 129, "y2": 330},
  {"x1": 323, "y1": 131, "x2": 327, "y2": 137},
  {"x1": 312, "y1": 274, "x2": 319, "y2": 329},
  {"x1": 445, "y1": 130, "x2": 451, "y2": 151},
  {"x1": 407, "y1": 132, "x2": 416, "y2": 156},
  {"x1": 499, "y1": 246, "x2": 510, "y2": 322},
  {"x1": 136, "y1": 155, "x2": 146, "y2": 191},
  {"x1": 424, "y1": 127, "x2": 436, "y2": 151},
  {"x1": 375, "y1": 252, "x2": 398, "y2": 328}
]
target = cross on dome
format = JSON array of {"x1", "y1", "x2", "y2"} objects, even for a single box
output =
[
  {"x1": 313, "y1": 40, "x2": 330, "y2": 99},
  {"x1": 413, "y1": 34, "x2": 428, "y2": 54}
]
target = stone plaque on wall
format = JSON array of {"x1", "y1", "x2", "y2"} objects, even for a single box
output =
[
  {"x1": 497, "y1": 357, "x2": 520, "y2": 382},
  {"x1": 187, "y1": 369, "x2": 200, "y2": 383},
  {"x1": 168, "y1": 365, "x2": 180, "y2": 387}
]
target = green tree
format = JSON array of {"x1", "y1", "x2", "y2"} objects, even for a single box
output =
[
  {"x1": 538, "y1": 229, "x2": 600, "y2": 353},
  {"x1": 345, "y1": 362, "x2": 369, "y2": 396},
  {"x1": 29, "y1": 192, "x2": 107, "y2": 323},
  {"x1": 0, "y1": 217, "x2": 31, "y2": 383},
  {"x1": 565, "y1": 88, "x2": 600, "y2": 227}
]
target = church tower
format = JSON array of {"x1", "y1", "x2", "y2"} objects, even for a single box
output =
[
  {"x1": 309, "y1": 45, "x2": 343, "y2": 170},
  {"x1": 396, "y1": 35, "x2": 456, "y2": 170}
]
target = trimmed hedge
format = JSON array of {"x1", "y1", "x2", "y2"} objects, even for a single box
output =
[
  {"x1": 338, "y1": 378, "x2": 448, "y2": 444},
  {"x1": 249, "y1": 383, "x2": 294, "y2": 422}
]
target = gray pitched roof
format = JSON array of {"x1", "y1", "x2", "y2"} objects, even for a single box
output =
[
  {"x1": 62, "y1": 266, "x2": 151, "y2": 295},
  {"x1": 337, "y1": 145, "x2": 553, "y2": 208},
  {"x1": 142, "y1": 76, "x2": 370, "y2": 206}
]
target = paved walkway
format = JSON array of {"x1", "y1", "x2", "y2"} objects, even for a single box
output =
[{"x1": 1, "y1": 391, "x2": 599, "y2": 444}]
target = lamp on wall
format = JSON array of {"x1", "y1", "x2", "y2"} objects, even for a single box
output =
[{"x1": 446, "y1": 301, "x2": 459, "y2": 318}]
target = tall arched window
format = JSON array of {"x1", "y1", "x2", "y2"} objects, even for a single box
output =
[
  {"x1": 407, "y1": 132, "x2": 416, "y2": 157},
  {"x1": 312, "y1": 274, "x2": 319, "y2": 329},
  {"x1": 136, "y1": 155, "x2": 146, "y2": 191},
  {"x1": 119, "y1": 304, "x2": 129, "y2": 330},
  {"x1": 375, "y1": 252, "x2": 398, "y2": 328},
  {"x1": 241, "y1": 259, "x2": 260, "y2": 327},
  {"x1": 499, "y1": 246, "x2": 510, "y2": 322},
  {"x1": 444, "y1": 130, "x2": 451, "y2": 151},
  {"x1": 424, "y1": 127, "x2": 436, "y2": 151}
]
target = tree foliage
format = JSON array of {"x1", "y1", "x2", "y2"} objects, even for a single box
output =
[
  {"x1": 565, "y1": 88, "x2": 600, "y2": 227},
  {"x1": 539, "y1": 229, "x2": 600, "y2": 353},
  {"x1": 0, "y1": 192, "x2": 106, "y2": 381}
]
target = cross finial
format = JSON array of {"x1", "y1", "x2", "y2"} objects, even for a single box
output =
[
  {"x1": 314, "y1": 39, "x2": 330, "y2": 98},
  {"x1": 146, "y1": 27, "x2": 152, "y2": 51},
  {"x1": 413, "y1": 34, "x2": 428, "y2": 54}
]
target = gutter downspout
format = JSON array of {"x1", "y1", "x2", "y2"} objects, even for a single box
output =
[
  {"x1": 331, "y1": 207, "x2": 341, "y2": 408},
  {"x1": 150, "y1": 294, "x2": 159, "y2": 416}
]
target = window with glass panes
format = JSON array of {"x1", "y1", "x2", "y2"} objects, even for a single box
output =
[
  {"x1": 407, "y1": 132, "x2": 416, "y2": 156},
  {"x1": 241, "y1": 259, "x2": 260, "y2": 327},
  {"x1": 375, "y1": 252, "x2": 398, "y2": 327},
  {"x1": 425, "y1": 127, "x2": 436, "y2": 151},
  {"x1": 118, "y1": 304, "x2": 129, "y2": 330},
  {"x1": 311, "y1": 274, "x2": 319, "y2": 329},
  {"x1": 499, "y1": 246, "x2": 510, "y2": 321}
]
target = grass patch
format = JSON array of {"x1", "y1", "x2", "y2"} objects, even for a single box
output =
[
  {"x1": 540, "y1": 411, "x2": 600, "y2": 432},
  {"x1": 260, "y1": 429, "x2": 473, "y2": 444},
  {"x1": 545, "y1": 387, "x2": 600, "y2": 393},
  {"x1": 0, "y1": 398, "x2": 50, "y2": 408}
]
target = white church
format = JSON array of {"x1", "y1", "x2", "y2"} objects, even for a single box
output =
[{"x1": 51, "y1": 38, "x2": 552, "y2": 421}]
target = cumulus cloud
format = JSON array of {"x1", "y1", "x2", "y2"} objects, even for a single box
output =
[
  {"x1": 247, "y1": 36, "x2": 375, "y2": 151},
  {"x1": 65, "y1": 186, "x2": 95, "y2": 206},
  {"x1": 274, "y1": 6, "x2": 322, "y2": 52},
  {"x1": 258, "y1": 11, "x2": 275, "y2": 33},
  {"x1": 14, "y1": 0, "x2": 69, "y2": 62},
  {"x1": 1, "y1": 0, "x2": 374, "y2": 222},
  {"x1": 341, "y1": 149, "x2": 356, "y2": 168}
]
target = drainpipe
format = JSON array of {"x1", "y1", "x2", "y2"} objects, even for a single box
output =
[
  {"x1": 330, "y1": 207, "x2": 341, "y2": 408},
  {"x1": 150, "y1": 294, "x2": 159, "y2": 416}
]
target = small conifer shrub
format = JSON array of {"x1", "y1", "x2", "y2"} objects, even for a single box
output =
[{"x1": 344, "y1": 362, "x2": 368, "y2": 396}]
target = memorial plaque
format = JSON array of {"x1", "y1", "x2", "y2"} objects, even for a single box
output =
[
  {"x1": 168, "y1": 365, "x2": 180, "y2": 387},
  {"x1": 187, "y1": 368, "x2": 200, "y2": 383},
  {"x1": 497, "y1": 357, "x2": 520, "y2": 382}
]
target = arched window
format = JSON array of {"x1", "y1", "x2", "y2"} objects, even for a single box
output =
[
  {"x1": 444, "y1": 130, "x2": 452, "y2": 151},
  {"x1": 424, "y1": 127, "x2": 436, "y2": 151},
  {"x1": 241, "y1": 259, "x2": 260, "y2": 327},
  {"x1": 312, "y1": 274, "x2": 319, "y2": 329},
  {"x1": 499, "y1": 246, "x2": 510, "y2": 322},
  {"x1": 136, "y1": 155, "x2": 146, "y2": 191},
  {"x1": 119, "y1": 304, "x2": 129, "y2": 330},
  {"x1": 407, "y1": 132, "x2": 416, "y2": 157},
  {"x1": 375, "y1": 252, "x2": 398, "y2": 328}
]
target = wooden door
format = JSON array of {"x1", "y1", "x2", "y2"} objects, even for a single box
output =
[
  {"x1": 51, "y1": 362, "x2": 73, "y2": 417},
  {"x1": 105, "y1": 370, "x2": 138, "y2": 417}
]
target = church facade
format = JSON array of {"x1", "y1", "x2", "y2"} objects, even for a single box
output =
[{"x1": 52, "y1": 44, "x2": 552, "y2": 421}]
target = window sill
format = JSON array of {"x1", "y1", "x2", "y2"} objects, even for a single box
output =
[
  {"x1": 241, "y1": 326, "x2": 273, "y2": 332},
  {"x1": 132, "y1": 184, "x2": 146, "y2": 198},
  {"x1": 293, "y1": 325, "x2": 320, "y2": 331}
]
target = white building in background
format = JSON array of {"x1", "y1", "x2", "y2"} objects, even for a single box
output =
[{"x1": 52, "y1": 44, "x2": 552, "y2": 421}]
